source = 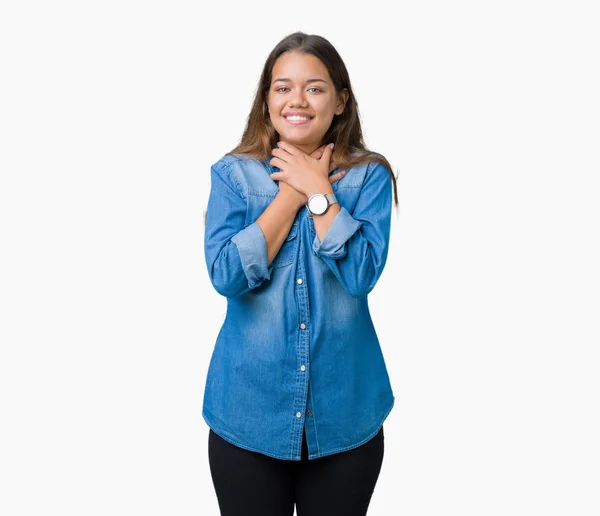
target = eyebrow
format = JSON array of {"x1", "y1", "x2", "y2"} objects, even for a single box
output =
[{"x1": 272, "y1": 78, "x2": 328, "y2": 84}]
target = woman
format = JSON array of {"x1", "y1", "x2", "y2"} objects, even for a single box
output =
[{"x1": 203, "y1": 31, "x2": 399, "y2": 516}]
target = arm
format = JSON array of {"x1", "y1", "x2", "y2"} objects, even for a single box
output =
[
  {"x1": 257, "y1": 181, "x2": 303, "y2": 266},
  {"x1": 311, "y1": 162, "x2": 393, "y2": 298},
  {"x1": 204, "y1": 161, "x2": 299, "y2": 298}
]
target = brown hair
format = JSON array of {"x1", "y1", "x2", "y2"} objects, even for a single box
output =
[{"x1": 226, "y1": 31, "x2": 399, "y2": 210}]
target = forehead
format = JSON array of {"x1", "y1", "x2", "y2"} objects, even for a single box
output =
[{"x1": 271, "y1": 51, "x2": 330, "y2": 82}]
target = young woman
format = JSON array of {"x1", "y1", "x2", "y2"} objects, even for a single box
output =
[{"x1": 203, "y1": 31, "x2": 399, "y2": 516}]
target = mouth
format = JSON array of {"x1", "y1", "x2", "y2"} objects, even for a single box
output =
[{"x1": 283, "y1": 115, "x2": 313, "y2": 126}]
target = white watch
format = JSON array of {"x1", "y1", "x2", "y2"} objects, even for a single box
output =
[{"x1": 306, "y1": 193, "x2": 338, "y2": 216}]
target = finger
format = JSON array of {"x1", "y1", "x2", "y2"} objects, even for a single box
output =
[
  {"x1": 320, "y1": 143, "x2": 334, "y2": 162},
  {"x1": 269, "y1": 157, "x2": 287, "y2": 170},
  {"x1": 276, "y1": 141, "x2": 299, "y2": 156},
  {"x1": 269, "y1": 172, "x2": 283, "y2": 181},
  {"x1": 271, "y1": 147, "x2": 290, "y2": 163},
  {"x1": 310, "y1": 145, "x2": 327, "y2": 159},
  {"x1": 328, "y1": 170, "x2": 346, "y2": 183}
]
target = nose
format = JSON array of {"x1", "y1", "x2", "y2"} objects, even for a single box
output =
[{"x1": 288, "y1": 88, "x2": 308, "y2": 108}]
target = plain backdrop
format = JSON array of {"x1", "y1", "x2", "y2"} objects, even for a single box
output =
[{"x1": 1, "y1": 1, "x2": 599, "y2": 515}]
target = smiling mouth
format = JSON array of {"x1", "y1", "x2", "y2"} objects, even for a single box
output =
[{"x1": 284, "y1": 115, "x2": 313, "y2": 125}]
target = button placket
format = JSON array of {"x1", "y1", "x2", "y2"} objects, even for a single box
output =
[{"x1": 292, "y1": 241, "x2": 311, "y2": 457}]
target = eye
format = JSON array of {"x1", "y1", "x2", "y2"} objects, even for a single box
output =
[{"x1": 275, "y1": 87, "x2": 323, "y2": 93}]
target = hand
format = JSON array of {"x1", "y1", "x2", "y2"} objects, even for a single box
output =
[
  {"x1": 276, "y1": 144, "x2": 346, "y2": 208},
  {"x1": 269, "y1": 141, "x2": 335, "y2": 198}
]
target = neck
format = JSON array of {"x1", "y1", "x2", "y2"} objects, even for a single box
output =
[{"x1": 279, "y1": 139, "x2": 321, "y2": 156}]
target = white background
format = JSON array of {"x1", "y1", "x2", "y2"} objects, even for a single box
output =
[{"x1": 1, "y1": 1, "x2": 599, "y2": 515}]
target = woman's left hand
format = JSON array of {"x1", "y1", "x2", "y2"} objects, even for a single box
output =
[{"x1": 269, "y1": 141, "x2": 334, "y2": 196}]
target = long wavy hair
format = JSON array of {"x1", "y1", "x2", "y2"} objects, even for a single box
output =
[{"x1": 226, "y1": 31, "x2": 399, "y2": 210}]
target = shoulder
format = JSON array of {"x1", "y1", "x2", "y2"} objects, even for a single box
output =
[
  {"x1": 211, "y1": 153, "x2": 266, "y2": 175},
  {"x1": 210, "y1": 154, "x2": 273, "y2": 198},
  {"x1": 342, "y1": 151, "x2": 391, "y2": 190},
  {"x1": 364, "y1": 162, "x2": 393, "y2": 199},
  {"x1": 212, "y1": 153, "x2": 264, "y2": 167},
  {"x1": 359, "y1": 150, "x2": 392, "y2": 183},
  {"x1": 367, "y1": 160, "x2": 392, "y2": 178}
]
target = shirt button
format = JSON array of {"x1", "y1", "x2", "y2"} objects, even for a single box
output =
[
  {"x1": 300, "y1": 365, "x2": 306, "y2": 371},
  {"x1": 296, "y1": 412, "x2": 302, "y2": 418},
  {"x1": 300, "y1": 323, "x2": 306, "y2": 329},
  {"x1": 297, "y1": 278, "x2": 303, "y2": 284},
  {"x1": 307, "y1": 410, "x2": 313, "y2": 416}
]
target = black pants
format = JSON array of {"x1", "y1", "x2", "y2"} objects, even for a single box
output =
[{"x1": 208, "y1": 426, "x2": 384, "y2": 516}]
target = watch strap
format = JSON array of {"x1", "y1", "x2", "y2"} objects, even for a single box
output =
[{"x1": 324, "y1": 193, "x2": 338, "y2": 205}]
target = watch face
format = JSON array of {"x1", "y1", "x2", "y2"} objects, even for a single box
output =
[{"x1": 308, "y1": 194, "x2": 328, "y2": 215}]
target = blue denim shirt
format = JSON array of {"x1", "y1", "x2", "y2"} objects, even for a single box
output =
[{"x1": 202, "y1": 149, "x2": 395, "y2": 460}]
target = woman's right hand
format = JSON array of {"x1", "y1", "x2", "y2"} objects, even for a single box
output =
[{"x1": 278, "y1": 144, "x2": 346, "y2": 209}]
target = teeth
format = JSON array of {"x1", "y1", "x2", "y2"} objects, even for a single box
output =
[{"x1": 286, "y1": 116, "x2": 311, "y2": 121}]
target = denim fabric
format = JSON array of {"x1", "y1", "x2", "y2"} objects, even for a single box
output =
[{"x1": 202, "y1": 148, "x2": 395, "y2": 461}]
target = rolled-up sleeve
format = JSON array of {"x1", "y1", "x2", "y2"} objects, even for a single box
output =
[
  {"x1": 312, "y1": 162, "x2": 392, "y2": 298},
  {"x1": 231, "y1": 222, "x2": 273, "y2": 288},
  {"x1": 204, "y1": 161, "x2": 274, "y2": 298},
  {"x1": 311, "y1": 207, "x2": 363, "y2": 258}
]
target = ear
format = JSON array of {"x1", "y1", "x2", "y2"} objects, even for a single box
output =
[{"x1": 335, "y1": 88, "x2": 349, "y2": 115}]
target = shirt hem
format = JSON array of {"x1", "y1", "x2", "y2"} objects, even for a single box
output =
[
  {"x1": 308, "y1": 396, "x2": 395, "y2": 459},
  {"x1": 203, "y1": 396, "x2": 395, "y2": 462},
  {"x1": 202, "y1": 407, "x2": 296, "y2": 461}
]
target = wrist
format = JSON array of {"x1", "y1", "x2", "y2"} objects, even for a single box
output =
[
  {"x1": 277, "y1": 188, "x2": 306, "y2": 212},
  {"x1": 306, "y1": 180, "x2": 334, "y2": 200}
]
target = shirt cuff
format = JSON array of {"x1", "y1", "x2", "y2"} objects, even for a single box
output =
[
  {"x1": 231, "y1": 222, "x2": 273, "y2": 288},
  {"x1": 312, "y1": 206, "x2": 363, "y2": 259}
]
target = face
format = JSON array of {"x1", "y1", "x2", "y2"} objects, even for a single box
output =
[{"x1": 266, "y1": 51, "x2": 348, "y2": 155}]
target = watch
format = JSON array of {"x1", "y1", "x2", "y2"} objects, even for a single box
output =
[{"x1": 306, "y1": 193, "x2": 338, "y2": 216}]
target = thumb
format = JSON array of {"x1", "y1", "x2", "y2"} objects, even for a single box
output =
[
  {"x1": 310, "y1": 144, "x2": 326, "y2": 160},
  {"x1": 320, "y1": 142, "x2": 335, "y2": 161}
]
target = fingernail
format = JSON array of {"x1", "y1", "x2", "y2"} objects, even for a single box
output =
[
  {"x1": 329, "y1": 143, "x2": 334, "y2": 149},
  {"x1": 341, "y1": 170, "x2": 346, "y2": 175}
]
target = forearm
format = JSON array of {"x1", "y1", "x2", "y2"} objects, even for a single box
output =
[
  {"x1": 307, "y1": 180, "x2": 340, "y2": 242},
  {"x1": 310, "y1": 162, "x2": 393, "y2": 298},
  {"x1": 256, "y1": 191, "x2": 302, "y2": 266}
]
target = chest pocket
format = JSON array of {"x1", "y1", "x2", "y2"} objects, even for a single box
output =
[{"x1": 273, "y1": 222, "x2": 299, "y2": 268}]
